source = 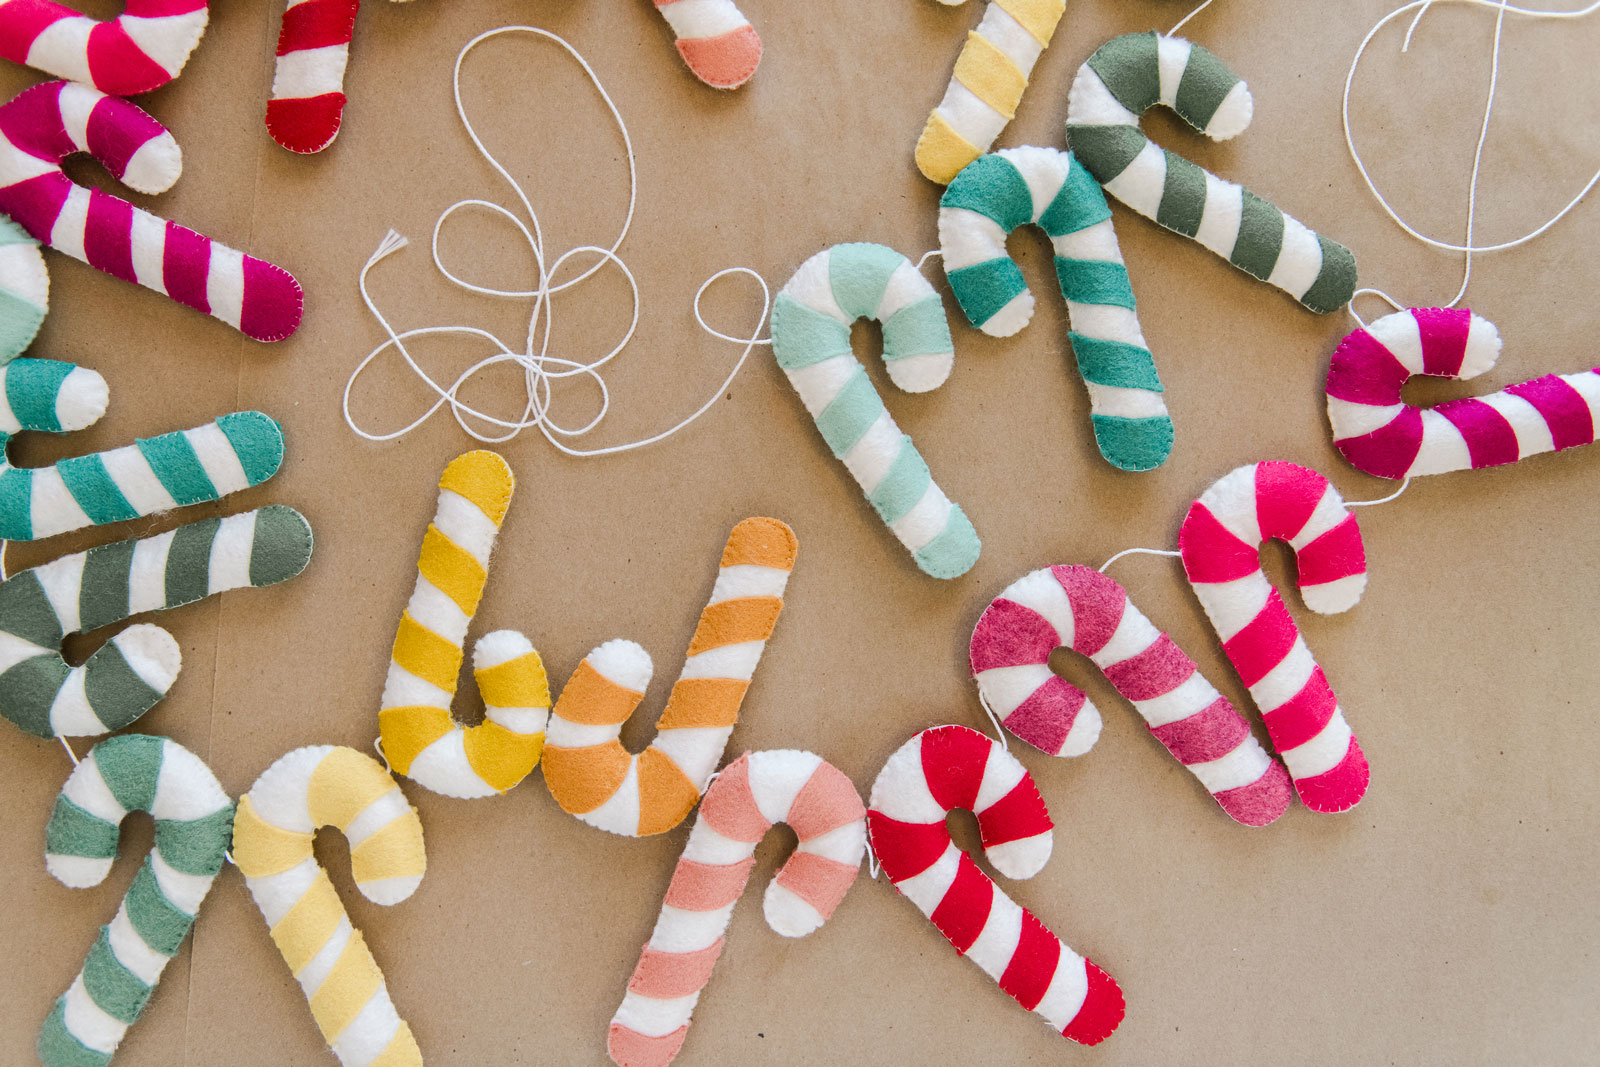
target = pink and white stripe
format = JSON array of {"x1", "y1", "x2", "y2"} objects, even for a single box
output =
[
  {"x1": 1179, "y1": 461, "x2": 1370, "y2": 814},
  {"x1": 0, "y1": 0, "x2": 209, "y2": 95},
  {"x1": 0, "y1": 81, "x2": 303, "y2": 342},
  {"x1": 970, "y1": 564, "x2": 1292, "y2": 827},
  {"x1": 608, "y1": 750, "x2": 866, "y2": 1067},
  {"x1": 866, "y1": 726, "x2": 1125, "y2": 1046},
  {"x1": 265, "y1": 0, "x2": 363, "y2": 154},
  {"x1": 653, "y1": 0, "x2": 762, "y2": 89}
]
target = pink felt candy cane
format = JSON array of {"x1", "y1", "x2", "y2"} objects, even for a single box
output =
[
  {"x1": 265, "y1": 0, "x2": 367, "y2": 154},
  {"x1": 971, "y1": 564, "x2": 1292, "y2": 826},
  {"x1": 0, "y1": 0, "x2": 209, "y2": 95},
  {"x1": 0, "y1": 81, "x2": 303, "y2": 341},
  {"x1": 1179, "y1": 461, "x2": 1369, "y2": 814},
  {"x1": 652, "y1": 0, "x2": 762, "y2": 89},
  {"x1": 867, "y1": 725, "x2": 1125, "y2": 1046},
  {"x1": 1327, "y1": 307, "x2": 1600, "y2": 480},
  {"x1": 608, "y1": 750, "x2": 866, "y2": 1067}
]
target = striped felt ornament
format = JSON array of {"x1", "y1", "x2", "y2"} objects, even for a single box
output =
[
  {"x1": 1328, "y1": 307, "x2": 1600, "y2": 479},
  {"x1": 0, "y1": 211, "x2": 47, "y2": 362},
  {"x1": 38, "y1": 734, "x2": 231, "y2": 1067},
  {"x1": 652, "y1": 0, "x2": 763, "y2": 89},
  {"x1": 0, "y1": 506, "x2": 313, "y2": 738},
  {"x1": 940, "y1": 146, "x2": 1173, "y2": 471},
  {"x1": 914, "y1": 0, "x2": 1065, "y2": 185},
  {"x1": 607, "y1": 750, "x2": 866, "y2": 1067},
  {"x1": 543, "y1": 517, "x2": 796, "y2": 837},
  {"x1": 770, "y1": 242, "x2": 980, "y2": 579},
  {"x1": 0, "y1": 0, "x2": 211, "y2": 96},
  {"x1": 265, "y1": 0, "x2": 391, "y2": 154},
  {"x1": 0, "y1": 80, "x2": 303, "y2": 341},
  {"x1": 233, "y1": 745, "x2": 425, "y2": 1067},
  {"x1": 379, "y1": 450, "x2": 551, "y2": 799},
  {"x1": 867, "y1": 725, "x2": 1125, "y2": 1045},
  {"x1": 1065, "y1": 32, "x2": 1358, "y2": 314}
]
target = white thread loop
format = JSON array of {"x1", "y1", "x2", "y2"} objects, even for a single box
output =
[
  {"x1": 372, "y1": 736, "x2": 392, "y2": 775},
  {"x1": 1171, "y1": 0, "x2": 1219, "y2": 35},
  {"x1": 1346, "y1": 477, "x2": 1413, "y2": 507},
  {"x1": 976, "y1": 692, "x2": 1010, "y2": 753},
  {"x1": 58, "y1": 735, "x2": 79, "y2": 766},
  {"x1": 1099, "y1": 547, "x2": 1183, "y2": 573},
  {"x1": 916, "y1": 248, "x2": 943, "y2": 272}
]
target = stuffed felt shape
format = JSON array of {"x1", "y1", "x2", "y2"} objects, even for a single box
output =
[
  {"x1": 232, "y1": 745, "x2": 426, "y2": 1067},
  {"x1": 651, "y1": 0, "x2": 763, "y2": 89},
  {"x1": 38, "y1": 733, "x2": 233, "y2": 1067},
  {"x1": 267, "y1": 0, "x2": 411, "y2": 153},
  {"x1": 0, "y1": 80, "x2": 303, "y2": 341},
  {"x1": 607, "y1": 750, "x2": 866, "y2": 1067},
  {"x1": 1065, "y1": 32, "x2": 1357, "y2": 314},
  {"x1": 0, "y1": 0, "x2": 210, "y2": 95},
  {"x1": 1327, "y1": 307, "x2": 1600, "y2": 479},
  {"x1": 0, "y1": 211, "x2": 47, "y2": 362}
]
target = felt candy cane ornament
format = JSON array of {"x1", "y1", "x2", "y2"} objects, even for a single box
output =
[
  {"x1": 971, "y1": 564, "x2": 1292, "y2": 826},
  {"x1": 0, "y1": 505, "x2": 313, "y2": 738},
  {"x1": 543, "y1": 516, "x2": 796, "y2": 837},
  {"x1": 0, "y1": 81, "x2": 303, "y2": 341},
  {"x1": 607, "y1": 750, "x2": 866, "y2": 1067},
  {"x1": 0, "y1": 211, "x2": 47, "y2": 361},
  {"x1": 1180, "y1": 461, "x2": 1369, "y2": 813},
  {"x1": 37, "y1": 734, "x2": 233, "y2": 1067},
  {"x1": 940, "y1": 147, "x2": 1173, "y2": 471},
  {"x1": 266, "y1": 0, "x2": 403, "y2": 153},
  {"x1": 770, "y1": 242, "x2": 980, "y2": 579},
  {"x1": 0, "y1": 0, "x2": 210, "y2": 95},
  {"x1": 652, "y1": 0, "x2": 762, "y2": 89},
  {"x1": 867, "y1": 725, "x2": 1125, "y2": 1045},
  {"x1": 1327, "y1": 307, "x2": 1600, "y2": 479},
  {"x1": 1065, "y1": 32, "x2": 1358, "y2": 314},
  {"x1": 233, "y1": 745, "x2": 426, "y2": 1067},
  {"x1": 378, "y1": 450, "x2": 551, "y2": 798}
]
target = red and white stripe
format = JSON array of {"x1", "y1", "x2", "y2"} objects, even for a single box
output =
[
  {"x1": 0, "y1": 0, "x2": 209, "y2": 95},
  {"x1": 608, "y1": 750, "x2": 865, "y2": 1067},
  {"x1": 653, "y1": 0, "x2": 762, "y2": 89},
  {"x1": 266, "y1": 0, "x2": 362, "y2": 154},
  {"x1": 866, "y1": 725, "x2": 1124, "y2": 1046},
  {"x1": 970, "y1": 564, "x2": 1292, "y2": 827},
  {"x1": 1178, "y1": 461, "x2": 1370, "y2": 814},
  {"x1": 0, "y1": 81, "x2": 303, "y2": 342}
]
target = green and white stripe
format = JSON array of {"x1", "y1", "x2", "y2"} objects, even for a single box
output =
[
  {"x1": 770, "y1": 242, "x2": 981, "y2": 579},
  {"x1": 0, "y1": 358, "x2": 285, "y2": 541},
  {"x1": 939, "y1": 146, "x2": 1174, "y2": 471},
  {"x1": 1065, "y1": 32, "x2": 1358, "y2": 314},
  {"x1": 0, "y1": 505, "x2": 313, "y2": 738},
  {"x1": 38, "y1": 733, "x2": 233, "y2": 1067},
  {"x1": 0, "y1": 212, "x2": 48, "y2": 363}
]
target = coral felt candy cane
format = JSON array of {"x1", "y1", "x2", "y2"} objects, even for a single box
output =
[
  {"x1": 971, "y1": 564, "x2": 1292, "y2": 826},
  {"x1": 543, "y1": 517, "x2": 796, "y2": 837},
  {"x1": 915, "y1": 0, "x2": 1065, "y2": 185},
  {"x1": 867, "y1": 725, "x2": 1125, "y2": 1045},
  {"x1": 653, "y1": 0, "x2": 762, "y2": 90},
  {"x1": 266, "y1": 0, "x2": 397, "y2": 154},
  {"x1": 0, "y1": 505, "x2": 313, "y2": 738},
  {"x1": 607, "y1": 750, "x2": 866, "y2": 1067},
  {"x1": 379, "y1": 450, "x2": 550, "y2": 798},
  {"x1": 1065, "y1": 32, "x2": 1357, "y2": 314},
  {"x1": 1179, "y1": 461, "x2": 1369, "y2": 813},
  {"x1": 770, "y1": 242, "x2": 980, "y2": 579},
  {"x1": 0, "y1": 81, "x2": 303, "y2": 341},
  {"x1": 0, "y1": 211, "x2": 47, "y2": 361},
  {"x1": 0, "y1": 0, "x2": 210, "y2": 96},
  {"x1": 38, "y1": 734, "x2": 232, "y2": 1067},
  {"x1": 233, "y1": 745, "x2": 425, "y2": 1067},
  {"x1": 940, "y1": 146, "x2": 1173, "y2": 471},
  {"x1": 1327, "y1": 307, "x2": 1600, "y2": 479}
]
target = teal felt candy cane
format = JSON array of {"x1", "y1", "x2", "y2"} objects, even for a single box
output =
[
  {"x1": 1065, "y1": 32, "x2": 1357, "y2": 314},
  {"x1": 38, "y1": 733, "x2": 233, "y2": 1067},
  {"x1": 0, "y1": 213, "x2": 48, "y2": 362},
  {"x1": 939, "y1": 146, "x2": 1174, "y2": 471}
]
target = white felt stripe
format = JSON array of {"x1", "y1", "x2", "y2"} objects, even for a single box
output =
[
  {"x1": 121, "y1": 12, "x2": 209, "y2": 75},
  {"x1": 1104, "y1": 139, "x2": 1167, "y2": 214},
  {"x1": 984, "y1": 829, "x2": 1054, "y2": 879},
  {"x1": 333, "y1": 991, "x2": 404, "y2": 1067},
  {"x1": 1187, "y1": 738, "x2": 1273, "y2": 794},
  {"x1": 1132, "y1": 671, "x2": 1222, "y2": 728},
  {"x1": 0, "y1": 128, "x2": 63, "y2": 185},
  {"x1": 973, "y1": 745, "x2": 1026, "y2": 814},
  {"x1": 1267, "y1": 214, "x2": 1323, "y2": 299},
  {"x1": 1413, "y1": 409, "x2": 1474, "y2": 475},
  {"x1": 875, "y1": 259, "x2": 938, "y2": 322},
  {"x1": 614, "y1": 990, "x2": 702, "y2": 1039},
  {"x1": 804, "y1": 819, "x2": 868, "y2": 865},
  {"x1": 783, "y1": 354, "x2": 856, "y2": 417},
  {"x1": 62, "y1": 752, "x2": 124, "y2": 822},
  {"x1": 782, "y1": 251, "x2": 846, "y2": 323},
  {"x1": 207, "y1": 510, "x2": 258, "y2": 593},
  {"x1": 63, "y1": 974, "x2": 126, "y2": 1053},
  {"x1": 708, "y1": 564, "x2": 789, "y2": 602},
  {"x1": 34, "y1": 552, "x2": 84, "y2": 635},
  {"x1": 31, "y1": 468, "x2": 93, "y2": 539},
  {"x1": 1034, "y1": 952, "x2": 1090, "y2": 1031},
  {"x1": 963, "y1": 890, "x2": 1023, "y2": 981},
  {"x1": 406, "y1": 731, "x2": 495, "y2": 799},
  {"x1": 1278, "y1": 710, "x2": 1354, "y2": 781},
  {"x1": 546, "y1": 721, "x2": 623, "y2": 747},
  {"x1": 50, "y1": 184, "x2": 91, "y2": 262},
  {"x1": 107, "y1": 905, "x2": 170, "y2": 984},
  {"x1": 129, "y1": 532, "x2": 173, "y2": 613},
  {"x1": 343, "y1": 789, "x2": 412, "y2": 852},
  {"x1": 45, "y1": 853, "x2": 113, "y2": 887},
  {"x1": 998, "y1": 568, "x2": 1074, "y2": 649},
  {"x1": 295, "y1": 915, "x2": 352, "y2": 991},
  {"x1": 186, "y1": 421, "x2": 249, "y2": 494},
  {"x1": 152, "y1": 746, "x2": 230, "y2": 820},
  {"x1": 1250, "y1": 637, "x2": 1316, "y2": 713},
  {"x1": 434, "y1": 489, "x2": 499, "y2": 560},
  {"x1": 938, "y1": 206, "x2": 1007, "y2": 272},
  {"x1": 1052, "y1": 219, "x2": 1126, "y2": 264},
  {"x1": 888, "y1": 483, "x2": 952, "y2": 553},
  {"x1": 1206, "y1": 467, "x2": 1263, "y2": 545},
  {"x1": 1193, "y1": 572, "x2": 1271, "y2": 642},
  {"x1": 868, "y1": 736, "x2": 944, "y2": 824},
  {"x1": 679, "y1": 639, "x2": 765, "y2": 682},
  {"x1": 1083, "y1": 381, "x2": 1169, "y2": 419},
  {"x1": 57, "y1": 71, "x2": 102, "y2": 143},
  {"x1": 651, "y1": 726, "x2": 732, "y2": 791},
  {"x1": 1290, "y1": 484, "x2": 1350, "y2": 550},
  {"x1": 1156, "y1": 35, "x2": 1193, "y2": 106},
  {"x1": 650, "y1": 903, "x2": 736, "y2": 953},
  {"x1": 839, "y1": 410, "x2": 904, "y2": 492},
  {"x1": 270, "y1": 44, "x2": 351, "y2": 101},
  {"x1": 978, "y1": 663, "x2": 1059, "y2": 718},
  {"x1": 748, "y1": 751, "x2": 819, "y2": 825},
  {"x1": 684, "y1": 818, "x2": 753, "y2": 866},
  {"x1": 485, "y1": 705, "x2": 545, "y2": 733},
  {"x1": 1091, "y1": 602, "x2": 1162, "y2": 669},
  {"x1": 247, "y1": 858, "x2": 319, "y2": 927},
  {"x1": 658, "y1": 0, "x2": 750, "y2": 38},
  {"x1": 49, "y1": 668, "x2": 102, "y2": 737},
  {"x1": 581, "y1": 759, "x2": 640, "y2": 835},
  {"x1": 380, "y1": 667, "x2": 451, "y2": 712},
  {"x1": 248, "y1": 746, "x2": 330, "y2": 834},
  {"x1": 402, "y1": 579, "x2": 471, "y2": 649},
  {"x1": 354, "y1": 875, "x2": 421, "y2": 907},
  {"x1": 1479, "y1": 391, "x2": 1556, "y2": 457},
  {"x1": 26, "y1": 22, "x2": 94, "y2": 86},
  {"x1": 1328, "y1": 397, "x2": 1406, "y2": 439},
  {"x1": 205, "y1": 244, "x2": 245, "y2": 330},
  {"x1": 891, "y1": 841, "x2": 961, "y2": 915},
  {"x1": 977, "y1": 4, "x2": 1043, "y2": 71},
  {"x1": 0, "y1": 631, "x2": 49, "y2": 674},
  {"x1": 934, "y1": 81, "x2": 1009, "y2": 152},
  {"x1": 1066, "y1": 64, "x2": 1138, "y2": 127},
  {"x1": 99, "y1": 444, "x2": 180, "y2": 514},
  {"x1": 1194, "y1": 177, "x2": 1245, "y2": 259},
  {"x1": 997, "y1": 147, "x2": 1065, "y2": 221},
  {"x1": 150, "y1": 852, "x2": 212, "y2": 916},
  {"x1": 1367, "y1": 308, "x2": 1424, "y2": 372}
]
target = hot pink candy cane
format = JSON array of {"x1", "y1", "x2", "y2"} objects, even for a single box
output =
[
  {"x1": 265, "y1": 0, "x2": 368, "y2": 154},
  {"x1": 0, "y1": 81, "x2": 303, "y2": 341},
  {"x1": 1327, "y1": 307, "x2": 1600, "y2": 480},
  {"x1": 867, "y1": 725, "x2": 1125, "y2": 1046},
  {"x1": 971, "y1": 565, "x2": 1292, "y2": 827},
  {"x1": 651, "y1": 0, "x2": 762, "y2": 89},
  {"x1": 1179, "y1": 461, "x2": 1370, "y2": 814},
  {"x1": 0, "y1": 0, "x2": 209, "y2": 95}
]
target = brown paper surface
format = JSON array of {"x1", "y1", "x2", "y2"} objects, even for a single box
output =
[{"x1": 1, "y1": 1, "x2": 1597, "y2": 1063}]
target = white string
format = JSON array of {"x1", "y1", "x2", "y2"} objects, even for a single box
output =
[
  {"x1": 1170, "y1": 0, "x2": 1218, "y2": 34},
  {"x1": 975, "y1": 692, "x2": 1010, "y2": 752},
  {"x1": 916, "y1": 248, "x2": 943, "y2": 272},
  {"x1": 344, "y1": 26, "x2": 771, "y2": 452},
  {"x1": 372, "y1": 736, "x2": 392, "y2": 775},
  {"x1": 58, "y1": 735, "x2": 79, "y2": 766},
  {"x1": 1098, "y1": 547, "x2": 1182, "y2": 573},
  {"x1": 1345, "y1": 476, "x2": 1413, "y2": 507}
]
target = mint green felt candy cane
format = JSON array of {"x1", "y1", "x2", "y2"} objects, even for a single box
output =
[{"x1": 0, "y1": 212, "x2": 48, "y2": 363}]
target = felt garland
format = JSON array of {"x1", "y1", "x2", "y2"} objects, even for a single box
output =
[
  {"x1": 1327, "y1": 307, "x2": 1600, "y2": 479},
  {"x1": 1179, "y1": 461, "x2": 1370, "y2": 814},
  {"x1": 266, "y1": 0, "x2": 399, "y2": 154},
  {"x1": 940, "y1": 147, "x2": 1173, "y2": 471},
  {"x1": 0, "y1": 80, "x2": 303, "y2": 342},
  {"x1": 867, "y1": 725, "x2": 1125, "y2": 1045},
  {"x1": 607, "y1": 749, "x2": 866, "y2": 1067},
  {"x1": 0, "y1": 505, "x2": 313, "y2": 738},
  {"x1": 971, "y1": 564, "x2": 1292, "y2": 826},
  {"x1": 232, "y1": 745, "x2": 426, "y2": 1067},
  {"x1": 0, "y1": 211, "x2": 47, "y2": 362},
  {"x1": 543, "y1": 517, "x2": 796, "y2": 837},
  {"x1": 652, "y1": 0, "x2": 762, "y2": 89},
  {"x1": 0, "y1": 0, "x2": 210, "y2": 96},
  {"x1": 770, "y1": 242, "x2": 980, "y2": 579},
  {"x1": 378, "y1": 450, "x2": 551, "y2": 799},
  {"x1": 1064, "y1": 32, "x2": 1358, "y2": 314},
  {"x1": 914, "y1": 0, "x2": 1066, "y2": 185},
  {"x1": 38, "y1": 734, "x2": 233, "y2": 1067}
]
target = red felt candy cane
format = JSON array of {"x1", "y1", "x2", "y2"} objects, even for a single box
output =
[{"x1": 265, "y1": 0, "x2": 374, "y2": 154}]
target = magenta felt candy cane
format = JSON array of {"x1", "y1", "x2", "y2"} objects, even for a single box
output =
[
  {"x1": 653, "y1": 0, "x2": 762, "y2": 89},
  {"x1": 1179, "y1": 461, "x2": 1370, "y2": 814},
  {"x1": 971, "y1": 564, "x2": 1292, "y2": 826},
  {"x1": 867, "y1": 725, "x2": 1125, "y2": 1046},
  {"x1": 1327, "y1": 307, "x2": 1600, "y2": 479},
  {"x1": 0, "y1": 0, "x2": 209, "y2": 95}
]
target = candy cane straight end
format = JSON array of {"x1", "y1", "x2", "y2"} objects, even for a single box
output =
[
  {"x1": 1292, "y1": 738, "x2": 1368, "y2": 814},
  {"x1": 266, "y1": 94, "x2": 348, "y2": 155},
  {"x1": 676, "y1": 26, "x2": 762, "y2": 90},
  {"x1": 608, "y1": 1023, "x2": 686, "y2": 1067},
  {"x1": 1061, "y1": 960, "x2": 1125, "y2": 1045}
]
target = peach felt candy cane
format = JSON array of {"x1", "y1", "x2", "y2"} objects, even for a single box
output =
[
  {"x1": 653, "y1": 0, "x2": 762, "y2": 89},
  {"x1": 0, "y1": 0, "x2": 210, "y2": 95}
]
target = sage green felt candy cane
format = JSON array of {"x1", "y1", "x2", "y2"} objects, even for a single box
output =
[{"x1": 0, "y1": 212, "x2": 47, "y2": 362}]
